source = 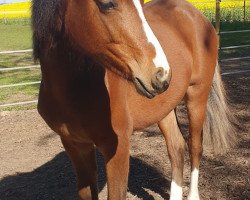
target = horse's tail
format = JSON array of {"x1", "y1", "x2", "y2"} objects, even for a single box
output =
[{"x1": 203, "y1": 62, "x2": 237, "y2": 155}]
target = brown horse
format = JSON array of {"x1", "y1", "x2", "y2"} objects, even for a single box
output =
[{"x1": 32, "y1": 0, "x2": 236, "y2": 199}]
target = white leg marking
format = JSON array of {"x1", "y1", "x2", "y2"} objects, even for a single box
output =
[
  {"x1": 188, "y1": 168, "x2": 200, "y2": 200},
  {"x1": 170, "y1": 181, "x2": 183, "y2": 200},
  {"x1": 132, "y1": 0, "x2": 170, "y2": 72}
]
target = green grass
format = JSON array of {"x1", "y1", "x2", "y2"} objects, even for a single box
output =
[
  {"x1": 0, "y1": 18, "x2": 31, "y2": 25},
  {"x1": 0, "y1": 69, "x2": 40, "y2": 85},
  {"x1": 0, "y1": 23, "x2": 32, "y2": 51},
  {"x1": 0, "y1": 52, "x2": 34, "y2": 67}
]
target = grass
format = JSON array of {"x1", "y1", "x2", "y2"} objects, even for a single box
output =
[
  {"x1": 0, "y1": 53, "x2": 33, "y2": 67},
  {"x1": 0, "y1": 23, "x2": 32, "y2": 51},
  {"x1": 0, "y1": 0, "x2": 250, "y2": 110}
]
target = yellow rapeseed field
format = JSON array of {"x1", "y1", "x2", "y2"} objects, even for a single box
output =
[
  {"x1": 147, "y1": 0, "x2": 248, "y2": 11},
  {"x1": 0, "y1": 1, "x2": 31, "y2": 19},
  {"x1": 0, "y1": 0, "x2": 249, "y2": 20},
  {"x1": 189, "y1": 0, "x2": 245, "y2": 10},
  {"x1": 145, "y1": 0, "x2": 245, "y2": 10}
]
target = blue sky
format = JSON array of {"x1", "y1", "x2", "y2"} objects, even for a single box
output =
[{"x1": 0, "y1": 0, "x2": 28, "y2": 4}]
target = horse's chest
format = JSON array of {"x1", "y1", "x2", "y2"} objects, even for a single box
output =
[
  {"x1": 38, "y1": 81, "x2": 111, "y2": 142},
  {"x1": 38, "y1": 98, "x2": 98, "y2": 142}
]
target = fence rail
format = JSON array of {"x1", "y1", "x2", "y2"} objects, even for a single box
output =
[
  {"x1": 0, "y1": 48, "x2": 39, "y2": 108},
  {"x1": 220, "y1": 56, "x2": 250, "y2": 62},
  {"x1": 0, "y1": 65, "x2": 40, "y2": 72},
  {"x1": 0, "y1": 49, "x2": 33, "y2": 54},
  {"x1": 0, "y1": 100, "x2": 38, "y2": 108},
  {"x1": 0, "y1": 81, "x2": 41, "y2": 89},
  {"x1": 220, "y1": 44, "x2": 250, "y2": 50},
  {"x1": 220, "y1": 30, "x2": 250, "y2": 34}
]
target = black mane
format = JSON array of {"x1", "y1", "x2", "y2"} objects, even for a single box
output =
[{"x1": 32, "y1": 0, "x2": 66, "y2": 59}]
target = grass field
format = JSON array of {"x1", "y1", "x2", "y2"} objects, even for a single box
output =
[
  {"x1": 0, "y1": 0, "x2": 250, "y2": 110},
  {"x1": 0, "y1": 24, "x2": 31, "y2": 51}
]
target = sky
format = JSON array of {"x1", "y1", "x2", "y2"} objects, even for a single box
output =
[{"x1": 0, "y1": 0, "x2": 28, "y2": 4}]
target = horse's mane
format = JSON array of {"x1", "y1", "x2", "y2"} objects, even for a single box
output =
[{"x1": 32, "y1": 0, "x2": 66, "y2": 59}]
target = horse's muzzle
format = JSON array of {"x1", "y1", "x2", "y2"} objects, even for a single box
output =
[
  {"x1": 133, "y1": 68, "x2": 171, "y2": 99},
  {"x1": 134, "y1": 77, "x2": 156, "y2": 99}
]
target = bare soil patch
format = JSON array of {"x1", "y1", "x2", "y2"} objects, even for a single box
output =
[{"x1": 0, "y1": 61, "x2": 249, "y2": 200}]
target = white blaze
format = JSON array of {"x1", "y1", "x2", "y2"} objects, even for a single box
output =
[
  {"x1": 132, "y1": 0, "x2": 170, "y2": 72},
  {"x1": 188, "y1": 168, "x2": 200, "y2": 200},
  {"x1": 170, "y1": 181, "x2": 183, "y2": 200}
]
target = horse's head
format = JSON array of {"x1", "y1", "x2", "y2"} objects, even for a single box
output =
[{"x1": 65, "y1": 0, "x2": 171, "y2": 98}]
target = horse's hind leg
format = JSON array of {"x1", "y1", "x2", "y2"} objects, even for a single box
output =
[
  {"x1": 61, "y1": 138, "x2": 98, "y2": 200},
  {"x1": 158, "y1": 110, "x2": 186, "y2": 200},
  {"x1": 186, "y1": 86, "x2": 210, "y2": 200}
]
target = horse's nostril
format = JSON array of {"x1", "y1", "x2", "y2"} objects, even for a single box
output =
[
  {"x1": 155, "y1": 68, "x2": 164, "y2": 81},
  {"x1": 152, "y1": 67, "x2": 170, "y2": 93}
]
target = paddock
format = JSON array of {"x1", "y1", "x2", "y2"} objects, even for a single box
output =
[
  {"x1": 0, "y1": 1, "x2": 249, "y2": 199},
  {"x1": 0, "y1": 59, "x2": 249, "y2": 200}
]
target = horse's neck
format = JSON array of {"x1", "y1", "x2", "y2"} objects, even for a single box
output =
[
  {"x1": 40, "y1": 46, "x2": 106, "y2": 96},
  {"x1": 38, "y1": 47, "x2": 113, "y2": 127}
]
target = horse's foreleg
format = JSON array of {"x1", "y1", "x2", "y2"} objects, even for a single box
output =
[
  {"x1": 98, "y1": 132, "x2": 130, "y2": 200},
  {"x1": 61, "y1": 138, "x2": 98, "y2": 200},
  {"x1": 158, "y1": 110, "x2": 185, "y2": 200},
  {"x1": 186, "y1": 87, "x2": 209, "y2": 200}
]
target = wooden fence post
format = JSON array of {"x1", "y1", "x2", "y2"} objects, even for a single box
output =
[
  {"x1": 244, "y1": 0, "x2": 246, "y2": 22},
  {"x1": 216, "y1": 0, "x2": 221, "y2": 48}
]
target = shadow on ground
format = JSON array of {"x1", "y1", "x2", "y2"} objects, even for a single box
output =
[{"x1": 0, "y1": 151, "x2": 170, "y2": 200}]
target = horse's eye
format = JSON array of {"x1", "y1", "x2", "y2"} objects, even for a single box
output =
[{"x1": 97, "y1": 0, "x2": 118, "y2": 12}]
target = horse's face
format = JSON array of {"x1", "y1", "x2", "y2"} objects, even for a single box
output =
[{"x1": 65, "y1": 0, "x2": 171, "y2": 98}]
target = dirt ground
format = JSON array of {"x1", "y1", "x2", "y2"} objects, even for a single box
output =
[{"x1": 0, "y1": 60, "x2": 249, "y2": 200}]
